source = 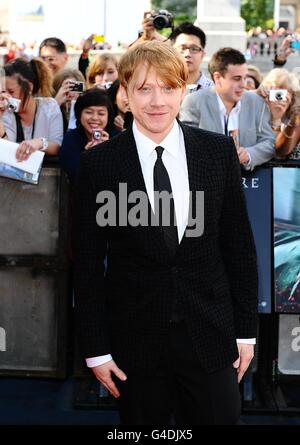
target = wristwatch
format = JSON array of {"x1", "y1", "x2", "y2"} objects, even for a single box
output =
[{"x1": 40, "y1": 137, "x2": 48, "y2": 151}]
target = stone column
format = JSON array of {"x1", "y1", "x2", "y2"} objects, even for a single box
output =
[{"x1": 195, "y1": 0, "x2": 246, "y2": 57}]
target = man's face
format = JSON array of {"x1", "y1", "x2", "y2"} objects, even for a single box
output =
[
  {"x1": 124, "y1": 64, "x2": 186, "y2": 143},
  {"x1": 40, "y1": 46, "x2": 68, "y2": 74},
  {"x1": 173, "y1": 34, "x2": 205, "y2": 77},
  {"x1": 214, "y1": 63, "x2": 247, "y2": 104}
]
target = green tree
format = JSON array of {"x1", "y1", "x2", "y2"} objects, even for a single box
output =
[
  {"x1": 241, "y1": 0, "x2": 274, "y2": 31},
  {"x1": 151, "y1": 0, "x2": 197, "y2": 24}
]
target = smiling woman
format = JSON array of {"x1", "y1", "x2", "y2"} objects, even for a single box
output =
[{"x1": 59, "y1": 88, "x2": 120, "y2": 183}]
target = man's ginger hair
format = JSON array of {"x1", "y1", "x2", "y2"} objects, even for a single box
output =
[{"x1": 118, "y1": 40, "x2": 188, "y2": 90}]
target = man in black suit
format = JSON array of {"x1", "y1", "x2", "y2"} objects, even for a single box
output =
[{"x1": 74, "y1": 41, "x2": 258, "y2": 425}]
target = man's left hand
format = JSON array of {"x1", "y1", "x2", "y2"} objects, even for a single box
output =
[
  {"x1": 233, "y1": 343, "x2": 254, "y2": 383},
  {"x1": 237, "y1": 146, "x2": 250, "y2": 165}
]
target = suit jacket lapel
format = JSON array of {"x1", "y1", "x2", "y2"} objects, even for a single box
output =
[
  {"x1": 238, "y1": 95, "x2": 247, "y2": 139},
  {"x1": 207, "y1": 91, "x2": 224, "y2": 133},
  {"x1": 178, "y1": 123, "x2": 208, "y2": 252}
]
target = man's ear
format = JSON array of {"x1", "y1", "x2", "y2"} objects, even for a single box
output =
[{"x1": 213, "y1": 71, "x2": 222, "y2": 85}]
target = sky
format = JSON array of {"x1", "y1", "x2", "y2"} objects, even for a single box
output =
[{"x1": 8, "y1": 0, "x2": 151, "y2": 47}]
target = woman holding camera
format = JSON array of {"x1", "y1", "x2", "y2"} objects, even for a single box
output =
[
  {"x1": 0, "y1": 57, "x2": 63, "y2": 161},
  {"x1": 256, "y1": 68, "x2": 300, "y2": 159},
  {"x1": 256, "y1": 68, "x2": 300, "y2": 134},
  {"x1": 59, "y1": 88, "x2": 118, "y2": 182},
  {"x1": 53, "y1": 68, "x2": 86, "y2": 132}
]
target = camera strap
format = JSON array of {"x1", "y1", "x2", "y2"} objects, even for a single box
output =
[{"x1": 14, "y1": 101, "x2": 37, "y2": 143}]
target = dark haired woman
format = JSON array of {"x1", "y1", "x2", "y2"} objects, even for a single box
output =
[
  {"x1": 59, "y1": 88, "x2": 119, "y2": 183},
  {"x1": 107, "y1": 79, "x2": 133, "y2": 131},
  {"x1": 0, "y1": 57, "x2": 63, "y2": 160}
]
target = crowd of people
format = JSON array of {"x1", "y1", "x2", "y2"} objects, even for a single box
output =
[{"x1": 1, "y1": 13, "x2": 300, "y2": 179}]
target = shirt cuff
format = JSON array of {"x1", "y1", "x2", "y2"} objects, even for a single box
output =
[
  {"x1": 86, "y1": 354, "x2": 113, "y2": 368},
  {"x1": 236, "y1": 338, "x2": 256, "y2": 345}
]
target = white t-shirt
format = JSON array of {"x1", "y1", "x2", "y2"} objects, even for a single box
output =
[{"x1": 2, "y1": 97, "x2": 63, "y2": 145}]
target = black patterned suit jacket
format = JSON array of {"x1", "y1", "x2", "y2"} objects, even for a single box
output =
[{"x1": 74, "y1": 122, "x2": 258, "y2": 375}]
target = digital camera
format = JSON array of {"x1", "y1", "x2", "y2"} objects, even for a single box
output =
[
  {"x1": 69, "y1": 81, "x2": 84, "y2": 92},
  {"x1": 151, "y1": 9, "x2": 173, "y2": 30},
  {"x1": 269, "y1": 89, "x2": 288, "y2": 102},
  {"x1": 7, "y1": 97, "x2": 21, "y2": 113},
  {"x1": 92, "y1": 129, "x2": 102, "y2": 140}
]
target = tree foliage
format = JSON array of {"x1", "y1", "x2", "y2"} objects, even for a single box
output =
[
  {"x1": 241, "y1": 0, "x2": 274, "y2": 30},
  {"x1": 151, "y1": 0, "x2": 197, "y2": 23}
]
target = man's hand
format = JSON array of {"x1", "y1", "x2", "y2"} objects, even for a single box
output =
[
  {"x1": 141, "y1": 11, "x2": 166, "y2": 42},
  {"x1": 91, "y1": 359, "x2": 127, "y2": 398},
  {"x1": 237, "y1": 146, "x2": 250, "y2": 165},
  {"x1": 233, "y1": 343, "x2": 254, "y2": 383}
]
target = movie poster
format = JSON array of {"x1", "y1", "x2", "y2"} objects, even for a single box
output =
[{"x1": 273, "y1": 167, "x2": 300, "y2": 313}]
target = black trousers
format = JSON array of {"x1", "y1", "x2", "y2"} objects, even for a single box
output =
[{"x1": 115, "y1": 321, "x2": 241, "y2": 425}]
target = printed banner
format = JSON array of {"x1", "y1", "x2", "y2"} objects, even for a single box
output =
[
  {"x1": 273, "y1": 167, "x2": 300, "y2": 313},
  {"x1": 243, "y1": 168, "x2": 272, "y2": 313}
]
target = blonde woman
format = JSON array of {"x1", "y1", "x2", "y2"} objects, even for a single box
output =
[{"x1": 257, "y1": 68, "x2": 300, "y2": 133}]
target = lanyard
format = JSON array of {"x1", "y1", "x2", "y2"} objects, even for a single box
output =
[{"x1": 14, "y1": 101, "x2": 37, "y2": 143}]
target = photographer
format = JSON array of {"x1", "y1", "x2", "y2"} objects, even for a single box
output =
[
  {"x1": 0, "y1": 57, "x2": 63, "y2": 161},
  {"x1": 52, "y1": 68, "x2": 86, "y2": 132},
  {"x1": 256, "y1": 68, "x2": 300, "y2": 134}
]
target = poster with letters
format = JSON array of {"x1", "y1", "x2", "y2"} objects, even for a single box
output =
[{"x1": 243, "y1": 168, "x2": 272, "y2": 313}]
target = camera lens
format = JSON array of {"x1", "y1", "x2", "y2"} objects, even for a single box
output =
[
  {"x1": 275, "y1": 93, "x2": 283, "y2": 101},
  {"x1": 153, "y1": 16, "x2": 168, "y2": 30}
]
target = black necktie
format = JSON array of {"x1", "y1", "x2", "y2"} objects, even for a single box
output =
[
  {"x1": 153, "y1": 146, "x2": 178, "y2": 257},
  {"x1": 224, "y1": 115, "x2": 229, "y2": 136}
]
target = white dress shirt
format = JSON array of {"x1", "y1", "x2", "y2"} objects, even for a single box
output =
[
  {"x1": 216, "y1": 94, "x2": 252, "y2": 169},
  {"x1": 86, "y1": 119, "x2": 254, "y2": 368},
  {"x1": 216, "y1": 93, "x2": 241, "y2": 136}
]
